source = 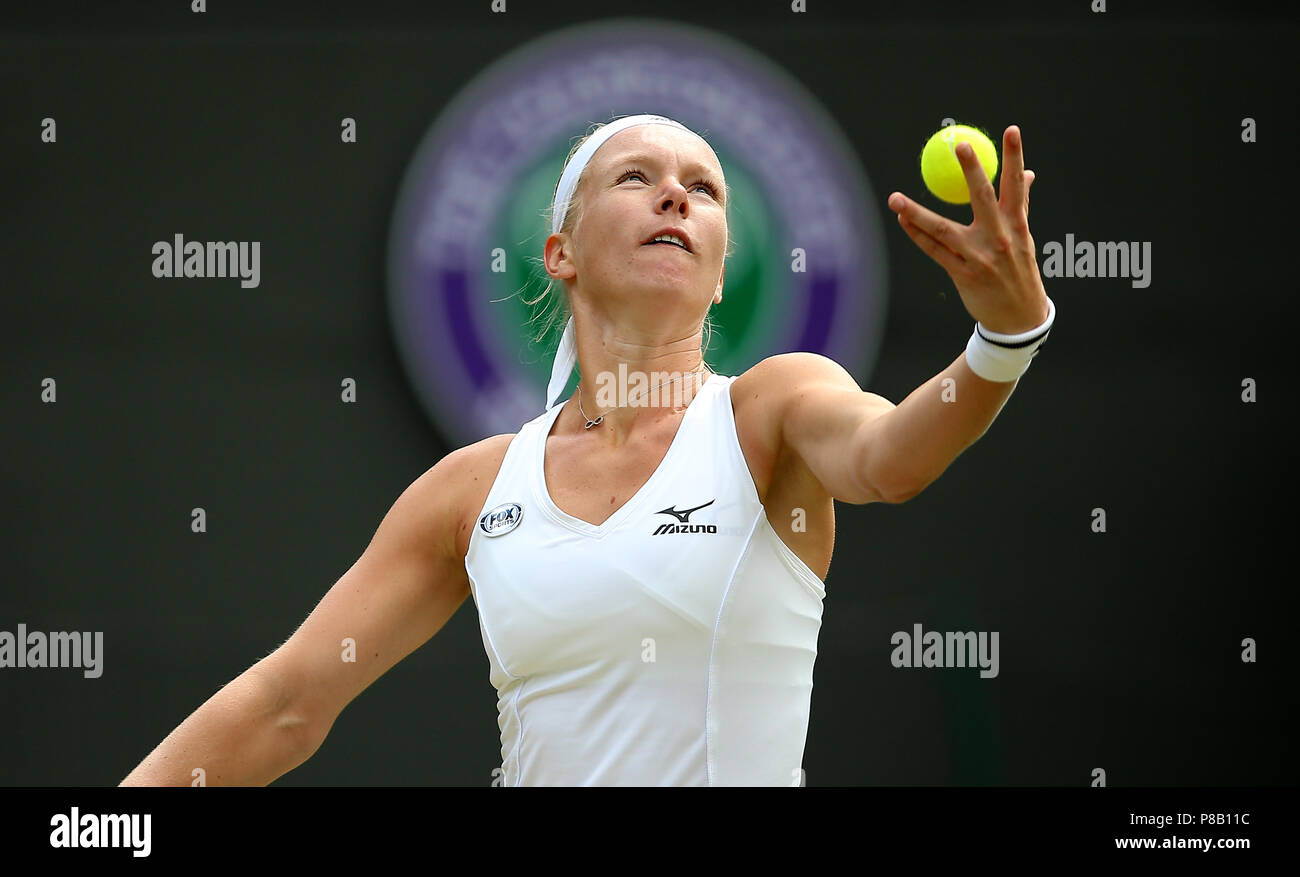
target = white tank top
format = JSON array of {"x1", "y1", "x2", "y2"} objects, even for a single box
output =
[{"x1": 464, "y1": 373, "x2": 827, "y2": 786}]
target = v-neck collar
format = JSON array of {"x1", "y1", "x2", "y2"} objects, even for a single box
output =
[{"x1": 533, "y1": 374, "x2": 721, "y2": 538}]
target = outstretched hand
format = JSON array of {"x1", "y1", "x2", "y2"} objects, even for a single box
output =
[{"x1": 888, "y1": 125, "x2": 1050, "y2": 334}]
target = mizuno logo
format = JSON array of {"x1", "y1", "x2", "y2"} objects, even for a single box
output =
[
  {"x1": 652, "y1": 499, "x2": 717, "y2": 536},
  {"x1": 654, "y1": 500, "x2": 715, "y2": 522}
]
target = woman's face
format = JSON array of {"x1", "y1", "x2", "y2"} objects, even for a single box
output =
[{"x1": 556, "y1": 124, "x2": 728, "y2": 326}]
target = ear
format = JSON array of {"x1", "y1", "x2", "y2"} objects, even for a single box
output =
[
  {"x1": 544, "y1": 232, "x2": 576, "y2": 281},
  {"x1": 713, "y1": 262, "x2": 725, "y2": 304}
]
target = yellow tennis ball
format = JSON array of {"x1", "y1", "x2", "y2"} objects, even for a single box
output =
[{"x1": 920, "y1": 124, "x2": 999, "y2": 204}]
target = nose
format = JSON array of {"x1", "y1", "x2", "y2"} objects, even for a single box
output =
[{"x1": 657, "y1": 178, "x2": 690, "y2": 217}]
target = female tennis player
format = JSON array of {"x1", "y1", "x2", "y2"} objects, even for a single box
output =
[{"x1": 121, "y1": 113, "x2": 1053, "y2": 787}]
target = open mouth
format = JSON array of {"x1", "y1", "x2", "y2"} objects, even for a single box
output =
[{"x1": 643, "y1": 232, "x2": 693, "y2": 253}]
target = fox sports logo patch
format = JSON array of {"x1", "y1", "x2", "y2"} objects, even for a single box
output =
[{"x1": 479, "y1": 503, "x2": 524, "y2": 537}]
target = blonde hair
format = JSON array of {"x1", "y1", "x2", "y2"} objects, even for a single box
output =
[{"x1": 520, "y1": 122, "x2": 735, "y2": 362}]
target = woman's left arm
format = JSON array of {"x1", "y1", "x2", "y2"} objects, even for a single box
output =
[
  {"x1": 877, "y1": 125, "x2": 1051, "y2": 498},
  {"x1": 748, "y1": 126, "x2": 1051, "y2": 504}
]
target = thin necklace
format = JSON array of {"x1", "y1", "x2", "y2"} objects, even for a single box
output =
[{"x1": 576, "y1": 366, "x2": 711, "y2": 429}]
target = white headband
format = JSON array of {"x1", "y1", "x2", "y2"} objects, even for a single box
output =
[{"x1": 545, "y1": 114, "x2": 694, "y2": 410}]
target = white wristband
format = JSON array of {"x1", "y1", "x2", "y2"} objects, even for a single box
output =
[{"x1": 964, "y1": 296, "x2": 1056, "y2": 382}]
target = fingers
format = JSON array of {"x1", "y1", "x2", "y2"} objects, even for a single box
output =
[
  {"x1": 955, "y1": 140, "x2": 999, "y2": 228},
  {"x1": 1024, "y1": 169, "x2": 1035, "y2": 217},
  {"x1": 999, "y1": 126, "x2": 1028, "y2": 223},
  {"x1": 887, "y1": 192, "x2": 970, "y2": 258},
  {"x1": 895, "y1": 211, "x2": 968, "y2": 277}
]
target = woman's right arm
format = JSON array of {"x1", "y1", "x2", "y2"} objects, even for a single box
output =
[{"x1": 119, "y1": 435, "x2": 513, "y2": 787}]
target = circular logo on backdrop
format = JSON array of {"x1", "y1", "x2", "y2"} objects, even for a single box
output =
[{"x1": 388, "y1": 19, "x2": 888, "y2": 447}]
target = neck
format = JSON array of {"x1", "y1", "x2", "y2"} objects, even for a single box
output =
[
  {"x1": 572, "y1": 363, "x2": 712, "y2": 441},
  {"x1": 565, "y1": 313, "x2": 712, "y2": 442},
  {"x1": 569, "y1": 361, "x2": 712, "y2": 446}
]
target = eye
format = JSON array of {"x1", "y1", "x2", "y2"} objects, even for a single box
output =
[{"x1": 618, "y1": 168, "x2": 720, "y2": 198}]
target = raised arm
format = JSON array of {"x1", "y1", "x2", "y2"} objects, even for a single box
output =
[
  {"x1": 739, "y1": 126, "x2": 1052, "y2": 506},
  {"x1": 741, "y1": 350, "x2": 1027, "y2": 506},
  {"x1": 119, "y1": 434, "x2": 512, "y2": 786}
]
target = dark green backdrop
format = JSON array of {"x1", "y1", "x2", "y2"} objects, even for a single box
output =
[{"x1": 2, "y1": 0, "x2": 1296, "y2": 786}]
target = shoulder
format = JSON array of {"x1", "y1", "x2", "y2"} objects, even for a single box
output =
[
  {"x1": 441, "y1": 432, "x2": 518, "y2": 481},
  {"x1": 730, "y1": 352, "x2": 863, "y2": 435},
  {"x1": 341, "y1": 433, "x2": 518, "y2": 591},
  {"x1": 729, "y1": 353, "x2": 864, "y2": 501},
  {"x1": 733, "y1": 351, "x2": 860, "y2": 397},
  {"x1": 391, "y1": 433, "x2": 516, "y2": 561},
  {"x1": 444, "y1": 433, "x2": 517, "y2": 558},
  {"x1": 413, "y1": 432, "x2": 517, "y2": 498}
]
